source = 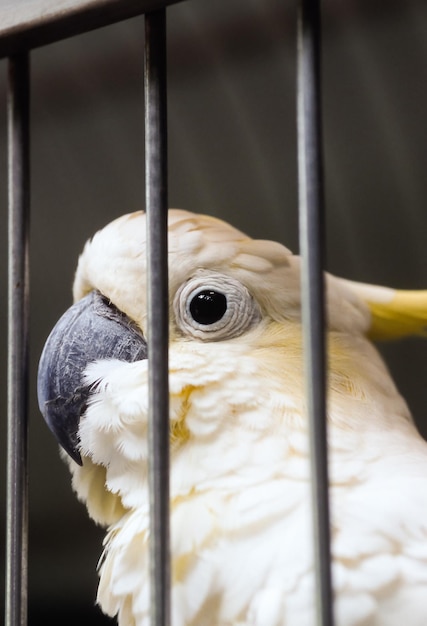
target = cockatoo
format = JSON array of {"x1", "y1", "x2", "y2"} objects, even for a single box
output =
[{"x1": 38, "y1": 209, "x2": 427, "y2": 626}]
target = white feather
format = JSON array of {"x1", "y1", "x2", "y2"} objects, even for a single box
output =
[{"x1": 62, "y1": 210, "x2": 427, "y2": 625}]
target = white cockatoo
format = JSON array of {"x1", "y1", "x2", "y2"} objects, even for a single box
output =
[{"x1": 38, "y1": 209, "x2": 427, "y2": 626}]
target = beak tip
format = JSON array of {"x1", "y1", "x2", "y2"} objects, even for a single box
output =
[
  {"x1": 66, "y1": 445, "x2": 83, "y2": 467},
  {"x1": 39, "y1": 392, "x2": 84, "y2": 466}
]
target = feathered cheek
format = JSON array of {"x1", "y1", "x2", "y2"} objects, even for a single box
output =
[
  {"x1": 81, "y1": 358, "x2": 201, "y2": 461},
  {"x1": 78, "y1": 359, "x2": 151, "y2": 466},
  {"x1": 169, "y1": 384, "x2": 226, "y2": 440}
]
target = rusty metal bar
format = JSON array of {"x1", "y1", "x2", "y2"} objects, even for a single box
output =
[
  {"x1": 297, "y1": 1, "x2": 334, "y2": 625},
  {"x1": 144, "y1": 9, "x2": 171, "y2": 626},
  {"x1": 5, "y1": 52, "x2": 31, "y2": 626}
]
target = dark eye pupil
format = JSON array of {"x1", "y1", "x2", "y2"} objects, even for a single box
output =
[{"x1": 189, "y1": 290, "x2": 227, "y2": 325}]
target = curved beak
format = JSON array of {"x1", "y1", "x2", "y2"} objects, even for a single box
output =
[{"x1": 37, "y1": 290, "x2": 147, "y2": 465}]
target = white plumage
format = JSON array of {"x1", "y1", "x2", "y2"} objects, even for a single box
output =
[{"x1": 49, "y1": 210, "x2": 427, "y2": 625}]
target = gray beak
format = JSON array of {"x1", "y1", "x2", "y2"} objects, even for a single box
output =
[{"x1": 37, "y1": 290, "x2": 147, "y2": 465}]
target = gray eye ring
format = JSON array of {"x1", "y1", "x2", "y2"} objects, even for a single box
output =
[{"x1": 174, "y1": 271, "x2": 261, "y2": 341}]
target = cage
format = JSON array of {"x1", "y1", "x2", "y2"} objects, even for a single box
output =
[{"x1": 1, "y1": 1, "x2": 427, "y2": 625}]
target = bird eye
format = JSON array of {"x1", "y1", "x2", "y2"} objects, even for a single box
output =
[
  {"x1": 189, "y1": 290, "x2": 227, "y2": 325},
  {"x1": 174, "y1": 271, "x2": 261, "y2": 341}
]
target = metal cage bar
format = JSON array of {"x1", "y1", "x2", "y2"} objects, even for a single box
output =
[
  {"x1": 2, "y1": 2, "x2": 334, "y2": 625},
  {"x1": 144, "y1": 9, "x2": 171, "y2": 626},
  {"x1": 297, "y1": 1, "x2": 334, "y2": 625},
  {"x1": 0, "y1": 0, "x2": 182, "y2": 59},
  {"x1": 5, "y1": 53, "x2": 31, "y2": 626}
]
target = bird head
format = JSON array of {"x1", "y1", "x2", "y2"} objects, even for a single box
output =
[{"x1": 37, "y1": 210, "x2": 427, "y2": 509}]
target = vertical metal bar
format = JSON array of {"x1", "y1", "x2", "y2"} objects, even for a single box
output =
[
  {"x1": 297, "y1": 1, "x2": 334, "y2": 626},
  {"x1": 5, "y1": 53, "x2": 30, "y2": 626},
  {"x1": 144, "y1": 10, "x2": 171, "y2": 626}
]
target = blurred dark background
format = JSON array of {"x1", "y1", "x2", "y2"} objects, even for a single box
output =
[{"x1": 1, "y1": 0, "x2": 427, "y2": 623}]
